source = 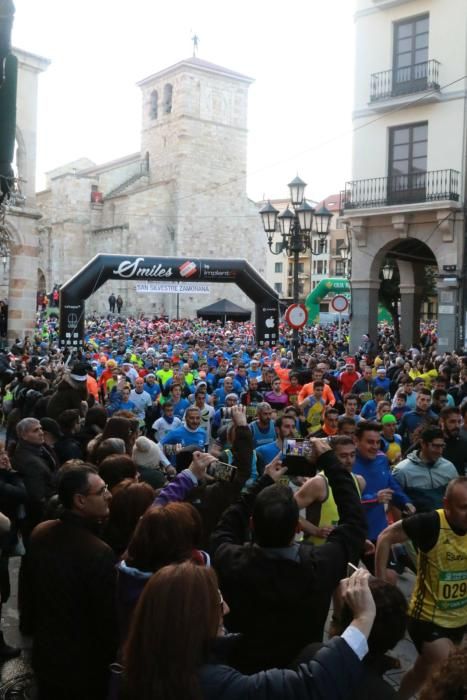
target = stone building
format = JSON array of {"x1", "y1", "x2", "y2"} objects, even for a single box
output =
[
  {"x1": 3, "y1": 48, "x2": 49, "y2": 341},
  {"x1": 36, "y1": 56, "x2": 266, "y2": 318}
]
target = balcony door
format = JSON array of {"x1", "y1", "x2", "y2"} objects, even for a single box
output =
[
  {"x1": 388, "y1": 123, "x2": 427, "y2": 204},
  {"x1": 393, "y1": 15, "x2": 429, "y2": 95}
]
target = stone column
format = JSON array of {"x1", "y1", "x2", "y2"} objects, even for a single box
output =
[
  {"x1": 437, "y1": 281, "x2": 460, "y2": 352},
  {"x1": 349, "y1": 280, "x2": 379, "y2": 354},
  {"x1": 399, "y1": 285, "x2": 423, "y2": 348},
  {"x1": 5, "y1": 209, "x2": 41, "y2": 344}
]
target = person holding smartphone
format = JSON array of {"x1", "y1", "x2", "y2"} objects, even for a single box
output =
[{"x1": 211, "y1": 437, "x2": 367, "y2": 673}]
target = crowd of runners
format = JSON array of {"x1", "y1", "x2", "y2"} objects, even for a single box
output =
[{"x1": 0, "y1": 312, "x2": 464, "y2": 699}]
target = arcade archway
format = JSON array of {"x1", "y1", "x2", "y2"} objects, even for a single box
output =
[
  {"x1": 59, "y1": 255, "x2": 279, "y2": 350},
  {"x1": 370, "y1": 238, "x2": 438, "y2": 348}
]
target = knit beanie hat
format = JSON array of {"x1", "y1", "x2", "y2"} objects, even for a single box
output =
[
  {"x1": 381, "y1": 414, "x2": 397, "y2": 425},
  {"x1": 132, "y1": 436, "x2": 162, "y2": 468}
]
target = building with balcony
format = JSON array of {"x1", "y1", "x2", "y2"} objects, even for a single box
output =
[{"x1": 342, "y1": 0, "x2": 467, "y2": 352}]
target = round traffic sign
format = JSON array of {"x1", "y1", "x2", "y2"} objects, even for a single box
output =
[
  {"x1": 285, "y1": 304, "x2": 308, "y2": 329},
  {"x1": 331, "y1": 295, "x2": 349, "y2": 313}
]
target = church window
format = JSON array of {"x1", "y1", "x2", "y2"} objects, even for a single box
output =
[
  {"x1": 150, "y1": 90, "x2": 158, "y2": 119},
  {"x1": 163, "y1": 83, "x2": 173, "y2": 114}
]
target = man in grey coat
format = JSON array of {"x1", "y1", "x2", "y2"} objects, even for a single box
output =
[{"x1": 392, "y1": 427, "x2": 458, "y2": 513}]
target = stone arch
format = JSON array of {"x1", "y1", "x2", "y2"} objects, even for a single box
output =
[
  {"x1": 366, "y1": 237, "x2": 439, "y2": 348},
  {"x1": 367, "y1": 236, "x2": 439, "y2": 282}
]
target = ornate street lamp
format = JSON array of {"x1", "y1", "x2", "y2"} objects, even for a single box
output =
[
  {"x1": 313, "y1": 205, "x2": 333, "y2": 251},
  {"x1": 259, "y1": 177, "x2": 333, "y2": 356},
  {"x1": 382, "y1": 261, "x2": 395, "y2": 280},
  {"x1": 339, "y1": 242, "x2": 350, "y2": 261}
]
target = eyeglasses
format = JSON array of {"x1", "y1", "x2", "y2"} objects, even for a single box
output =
[{"x1": 86, "y1": 483, "x2": 109, "y2": 497}]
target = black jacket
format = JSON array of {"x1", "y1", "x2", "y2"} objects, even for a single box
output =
[
  {"x1": 199, "y1": 636, "x2": 362, "y2": 700},
  {"x1": 54, "y1": 435, "x2": 84, "y2": 466},
  {"x1": 19, "y1": 511, "x2": 117, "y2": 697},
  {"x1": 11, "y1": 440, "x2": 56, "y2": 538},
  {"x1": 443, "y1": 434, "x2": 467, "y2": 476},
  {"x1": 46, "y1": 376, "x2": 88, "y2": 420},
  {"x1": 175, "y1": 425, "x2": 253, "y2": 550},
  {"x1": 210, "y1": 452, "x2": 367, "y2": 673}
]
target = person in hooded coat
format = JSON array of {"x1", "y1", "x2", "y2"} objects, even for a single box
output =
[{"x1": 47, "y1": 363, "x2": 89, "y2": 421}]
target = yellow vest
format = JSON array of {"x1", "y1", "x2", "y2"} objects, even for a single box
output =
[
  {"x1": 305, "y1": 399, "x2": 325, "y2": 434},
  {"x1": 409, "y1": 509, "x2": 467, "y2": 627},
  {"x1": 306, "y1": 473, "x2": 361, "y2": 546}
]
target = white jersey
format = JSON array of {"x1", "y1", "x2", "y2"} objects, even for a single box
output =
[
  {"x1": 153, "y1": 415, "x2": 182, "y2": 441},
  {"x1": 186, "y1": 402, "x2": 215, "y2": 444},
  {"x1": 129, "y1": 389, "x2": 153, "y2": 422}
]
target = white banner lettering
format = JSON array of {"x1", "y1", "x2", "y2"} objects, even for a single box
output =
[{"x1": 135, "y1": 282, "x2": 211, "y2": 294}]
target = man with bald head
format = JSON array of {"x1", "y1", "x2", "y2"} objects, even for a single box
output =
[
  {"x1": 129, "y1": 376, "x2": 153, "y2": 427},
  {"x1": 376, "y1": 477, "x2": 467, "y2": 699}
]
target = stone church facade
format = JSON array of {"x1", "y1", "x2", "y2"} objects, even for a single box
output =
[{"x1": 36, "y1": 57, "x2": 266, "y2": 318}]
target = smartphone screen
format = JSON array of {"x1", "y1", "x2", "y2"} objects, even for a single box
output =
[
  {"x1": 281, "y1": 439, "x2": 316, "y2": 477},
  {"x1": 209, "y1": 461, "x2": 237, "y2": 483}
]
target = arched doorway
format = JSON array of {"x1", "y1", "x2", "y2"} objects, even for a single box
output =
[{"x1": 373, "y1": 238, "x2": 438, "y2": 348}]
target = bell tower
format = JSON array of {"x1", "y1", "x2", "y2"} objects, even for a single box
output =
[{"x1": 137, "y1": 57, "x2": 265, "y2": 317}]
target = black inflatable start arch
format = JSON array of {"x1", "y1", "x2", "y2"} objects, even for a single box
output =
[{"x1": 59, "y1": 255, "x2": 280, "y2": 350}]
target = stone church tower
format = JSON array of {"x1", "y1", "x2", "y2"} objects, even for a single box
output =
[{"x1": 37, "y1": 57, "x2": 266, "y2": 318}]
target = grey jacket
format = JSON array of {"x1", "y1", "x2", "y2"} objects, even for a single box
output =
[{"x1": 392, "y1": 451, "x2": 458, "y2": 512}]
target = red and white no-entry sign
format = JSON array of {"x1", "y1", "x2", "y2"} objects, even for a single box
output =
[
  {"x1": 285, "y1": 303, "x2": 308, "y2": 329},
  {"x1": 331, "y1": 295, "x2": 349, "y2": 313}
]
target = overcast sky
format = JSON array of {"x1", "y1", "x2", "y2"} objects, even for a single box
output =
[{"x1": 12, "y1": 0, "x2": 355, "y2": 202}]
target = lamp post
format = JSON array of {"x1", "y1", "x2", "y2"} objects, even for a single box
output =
[
  {"x1": 381, "y1": 261, "x2": 395, "y2": 281},
  {"x1": 259, "y1": 176, "x2": 333, "y2": 357}
]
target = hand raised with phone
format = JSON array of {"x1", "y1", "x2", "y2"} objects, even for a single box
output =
[
  {"x1": 189, "y1": 451, "x2": 217, "y2": 481},
  {"x1": 264, "y1": 453, "x2": 288, "y2": 482}
]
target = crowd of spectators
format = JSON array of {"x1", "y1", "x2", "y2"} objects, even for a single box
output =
[{"x1": 0, "y1": 314, "x2": 463, "y2": 699}]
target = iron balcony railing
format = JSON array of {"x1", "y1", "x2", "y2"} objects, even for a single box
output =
[
  {"x1": 342, "y1": 169, "x2": 460, "y2": 210},
  {"x1": 370, "y1": 59, "x2": 440, "y2": 102}
]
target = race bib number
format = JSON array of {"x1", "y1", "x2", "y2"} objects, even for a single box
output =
[{"x1": 438, "y1": 570, "x2": 467, "y2": 610}]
